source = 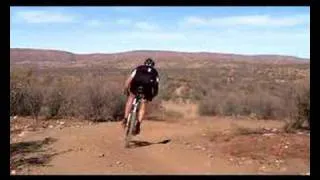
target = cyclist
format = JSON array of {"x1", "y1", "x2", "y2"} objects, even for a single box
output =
[{"x1": 122, "y1": 58, "x2": 159, "y2": 135}]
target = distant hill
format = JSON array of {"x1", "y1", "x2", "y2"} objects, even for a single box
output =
[{"x1": 10, "y1": 48, "x2": 309, "y2": 69}]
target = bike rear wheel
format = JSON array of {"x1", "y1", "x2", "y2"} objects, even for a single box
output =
[{"x1": 124, "y1": 91, "x2": 143, "y2": 148}]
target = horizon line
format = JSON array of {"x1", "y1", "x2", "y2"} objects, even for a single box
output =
[{"x1": 10, "y1": 47, "x2": 310, "y2": 60}]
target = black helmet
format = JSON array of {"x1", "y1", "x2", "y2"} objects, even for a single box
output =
[{"x1": 144, "y1": 58, "x2": 155, "y2": 67}]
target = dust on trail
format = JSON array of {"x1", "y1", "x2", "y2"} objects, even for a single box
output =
[{"x1": 10, "y1": 117, "x2": 310, "y2": 175}]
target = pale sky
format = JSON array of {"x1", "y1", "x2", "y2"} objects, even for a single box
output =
[{"x1": 10, "y1": 6, "x2": 310, "y2": 58}]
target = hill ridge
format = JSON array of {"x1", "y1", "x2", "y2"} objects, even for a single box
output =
[{"x1": 10, "y1": 48, "x2": 309, "y2": 68}]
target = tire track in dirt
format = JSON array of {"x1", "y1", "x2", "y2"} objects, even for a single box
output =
[{"x1": 12, "y1": 118, "x2": 309, "y2": 175}]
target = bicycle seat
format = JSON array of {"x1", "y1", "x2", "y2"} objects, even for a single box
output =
[{"x1": 137, "y1": 86, "x2": 144, "y2": 94}]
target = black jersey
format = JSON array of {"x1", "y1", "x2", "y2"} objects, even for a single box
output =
[
  {"x1": 130, "y1": 65, "x2": 159, "y2": 86},
  {"x1": 129, "y1": 65, "x2": 159, "y2": 101}
]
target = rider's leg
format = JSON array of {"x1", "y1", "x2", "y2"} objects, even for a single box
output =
[
  {"x1": 122, "y1": 92, "x2": 135, "y2": 127},
  {"x1": 137, "y1": 88, "x2": 153, "y2": 124},
  {"x1": 138, "y1": 100, "x2": 146, "y2": 123},
  {"x1": 134, "y1": 99, "x2": 146, "y2": 135},
  {"x1": 125, "y1": 92, "x2": 135, "y2": 119}
]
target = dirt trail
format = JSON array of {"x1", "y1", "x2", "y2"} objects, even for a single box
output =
[{"x1": 10, "y1": 117, "x2": 310, "y2": 175}]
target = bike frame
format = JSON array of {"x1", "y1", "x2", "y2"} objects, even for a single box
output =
[
  {"x1": 124, "y1": 87, "x2": 144, "y2": 148},
  {"x1": 126, "y1": 96, "x2": 141, "y2": 127}
]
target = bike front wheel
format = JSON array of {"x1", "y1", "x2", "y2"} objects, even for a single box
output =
[{"x1": 124, "y1": 111, "x2": 136, "y2": 148}]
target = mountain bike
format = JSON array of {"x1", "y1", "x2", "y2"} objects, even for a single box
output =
[{"x1": 124, "y1": 86, "x2": 144, "y2": 148}]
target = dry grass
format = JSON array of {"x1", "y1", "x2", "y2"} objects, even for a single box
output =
[
  {"x1": 10, "y1": 67, "x2": 161, "y2": 122},
  {"x1": 283, "y1": 81, "x2": 310, "y2": 132},
  {"x1": 10, "y1": 68, "x2": 127, "y2": 121},
  {"x1": 232, "y1": 126, "x2": 267, "y2": 136},
  {"x1": 10, "y1": 61, "x2": 309, "y2": 127}
]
